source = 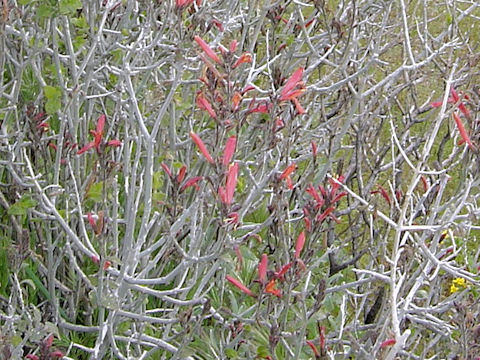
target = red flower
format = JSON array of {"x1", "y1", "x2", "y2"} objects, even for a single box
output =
[
  {"x1": 233, "y1": 52, "x2": 252, "y2": 68},
  {"x1": 274, "y1": 262, "x2": 292, "y2": 280},
  {"x1": 176, "y1": 0, "x2": 194, "y2": 8},
  {"x1": 295, "y1": 231, "x2": 305, "y2": 259},
  {"x1": 306, "y1": 340, "x2": 320, "y2": 357},
  {"x1": 258, "y1": 254, "x2": 268, "y2": 284},
  {"x1": 380, "y1": 338, "x2": 396, "y2": 348},
  {"x1": 226, "y1": 275, "x2": 256, "y2": 297},
  {"x1": 431, "y1": 87, "x2": 471, "y2": 119},
  {"x1": 176, "y1": 165, "x2": 187, "y2": 184},
  {"x1": 265, "y1": 279, "x2": 282, "y2": 297},
  {"x1": 77, "y1": 114, "x2": 121, "y2": 155},
  {"x1": 196, "y1": 92, "x2": 217, "y2": 119},
  {"x1": 453, "y1": 112, "x2": 475, "y2": 150},
  {"x1": 280, "y1": 68, "x2": 305, "y2": 101},
  {"x1": 222, "y1": 136, "x2": 237, "y2": 166},
  {"x1": 190, "y1": 132, "x2": 215, "y2": 164},
  {"x1": 180, "y1": 176, "x2": 203, "y2": 192},
  {"x1": 220, "y1": 163, "x2": 238, "y2": 205},
  {"x1": 371, "y1": 185, "x2": 391, "y2": 205},
  {"x1": 161, "y1": 163, "x2": 173, "y2": 179},
  {"x1": 279, "y1": 163, "x2": 296, "y2": 180},
  {"x1": 194, "y1": 36, "x2": 222, "y2": 64}
]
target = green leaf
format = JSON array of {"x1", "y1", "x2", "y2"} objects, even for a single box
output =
[
  {"x1": 44, "y1": 86, "x2": 62, "y2": 114},
  {"x1": 8, "y1": 195, "x2": 37, "y2": 216},
  {"x1": 86, "y1": 182, "x2": 104, "y2": 202},
  {"x1": 256, "y1": 345, "x2": 269, "y2": 358},
  {"x1": 38, "y1": 4, "x2": 56, "y2": 18},
  {"x1": 18, "y1": 0, "x2": 35, "y2": 5},
  {"x1": 225, "y1": 349, "x2": 237, "y2": 358},
  {"x1": 59, "y1": 0, "x2": 82, "y2": 15}
]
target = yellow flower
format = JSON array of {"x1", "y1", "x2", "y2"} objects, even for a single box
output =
[
  {"x1": 450, "y1": 284, "x2": 459, "y2": 294},
  {"x1": 452, "y1": 277, "x2": 467, "y2": 287}
]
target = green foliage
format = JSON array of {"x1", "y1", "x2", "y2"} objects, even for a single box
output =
[
  {"x1": 44, "y1": 85, "x2": 62, "y2": 115},
  {"x1": 8, "y1": 195, "x2": 37, "y2": 216}
]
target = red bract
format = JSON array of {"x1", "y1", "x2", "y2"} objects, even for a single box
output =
[
  {"x1": 453, "y1": 112, "x2": 475, "y2": 150},
  {"x1": 25, "y1": 355, "x2": 39, "y2": 360},
  {"x1": 229, "y1": 40, "x2": 238, "y2": 53},
  {"x1": 232, "y1": 92, "x2": 242, "y2": 111},
  {"x1": 196, "y1": 92, "x2": 217, "y2": 119},
  {"x1": 222, "y1": 136, "x2": 237, "y2": 166},
  {"x1": 226, "y1": 275, "x2": 255, "y2": 297},
  {"x1": 194, "y1": 36, "x2": 222, "y2": 64},
  {"x1": 311, "y1": 141, "x2": 317, "y2": 157},
  {"x1": 258, "y1": 254, "x2": 268, "y2": 284},
  {"x1": 306, "y1": 184, "x2": 324, "y2": 208},
  {"x1": 87, "y1": 212, "x2": 96, "y2": 229},
  {"x1": 176, "y1": 0, "x2": 194, "y2": 8},
  {"x1": 176, "y1": 165, "x2": 187, "y2": 184},
  {"x1": 279, "y1": 163, "x2": 296, "y2": 180},
  {"x1": 295, "y1": 231, "x2": 305, "y2": 259},
  {"x1": 107, "y1": 139, "x2": 122, "y2": 147},
  {"x1": 190, "y1": 132, "x2": 215, "y2": 164}
]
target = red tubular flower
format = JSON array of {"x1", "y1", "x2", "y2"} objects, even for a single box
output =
[
  {"x1": 316, "y1": 207, "x2": 335, "y2": 223},
  {"x1": 107, "y1": 139, "x2": 122, "y2": 147},
  {"x1": 45, "y1": 335, "x2": 54, "y2": 348},
  {"x1": 87, "y1": 212, "x2": 96, "y2": 229},
  {"x1": 371, "y1": 185, "x2": 391, "y2": 205},
  {"x1": 180, "y1": 176, "x2": 203, "y2": 192},
  {"x1": 77, "y1": 141, "x2": 95, "y2": 155},
  {"x1": 224, "y1": 163, "x2": 239, "y2": 205},
  {"x1": 306, "y1": 340, "x2": 320, "y2": 357},
  {"x1": 232, "y1": 92, "x2": 242, "y2": 111},
  {"x1": 176, "y1": 0, "x2": 194, "y2": 8},
  {"x1": 258, "y1": 254, "x2": 268, "y2": 284},
  {"x1": 274, "y1": 262, "x2": 292, "y2": 280},
  {"x1": 311, "y1": 141, "x2": 317, "y2": 157},
  {"x1": 50, "y1": 351, "x2": 64, "y2": 358},
  {"x1": 380, "y1": 338, "x2": 396, "y2": 348},
  {"x1": 161, "y1": 163, "x2": 173, "y2": 179},
  {"x1": 77, "y1": 114, "x2": 120, "y2": 155},
  {"x1": 196, "y1": 92, "x2": 217, "y2": 119},
  {"x1": 453, "y1": 112, "x2": 475, "y2": 150},
  {"x1": 295, "y1": 231, "x2": 305, "y2": 259},
  {"x1": 176, "y1": 165, "x2": 187, "y2": 184},
  {"x1": 226, "y1": 275, "x2": 256, "y2": 297},
  {"x1": 304, "y1": 216, "x2": 312, "y2": 232},
  {"x1": 280, "y1": 67, "x2": 304, "y2": 101},
  {"x1": 232, "y1": 52, "x2": 252, "y2": 68},
  {"x1": 431, "y1": 87, "x2": 471, "y2": 119},
  {"x1": 279, "y1": 163, "x2": 296, "y2": 180},
  {"x1": 194, "y1": 36, "x2": 222, "y2": 64},
  {"x1": 306, "y1": 184, "x2": 324, "y2": 208},
  {"x1": 222, "y1": 136, "x2": 237, "y2": 166},
  {"x1": 229, "y1": 40, "x2": 238, "y2": 52},
  {"x1": 285, "y1": 175, "x2": 294, "y2": 190},
  {"x1": 190, "y1": 132, "x2": 215, "y2": 164},
  {"x1": 265, "y1": 279, "x2": 282, "y2": 297},
  {"x1": 249, "y1": 102, "x2": 272, "y2": 113},
  {"x1": 25, "y1": 355, "x2": 39, "y2": 360},
  {"x1": 103, "y1": 260, "x2": 111, "y2": 270}
]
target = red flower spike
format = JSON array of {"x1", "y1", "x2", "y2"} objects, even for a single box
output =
[
  {"x1": 176, "y1": 165, "x2": 187, "y2": 184},
  {"x1": 258, "y1": 254, "x2": 268, "y2": 284},
  {"x1": 306, "y1": 184, "x2": 324, "y2": 208},
  {"x1": 453, "y1": 112, "x2": 475, "y2": 150},
  {"x1": 196, "y1": 92, "x2": 217, "y2": 119},
  {"x1": 295, "y1": 231, "x2": 305, "y2": 259},
  {"x1": 371, "y1": 186, "x2": 391, "y2": 205},
  {"x1": 91, "y1": 255, "x2": 100, "y2": 264},
  {"x1": 161, "y1": 163, "x2": 173, "y2": 179},
  {"x1": 280, "y1": 68, "x2": 304, "y2": 100},
  {"x1": 274, "y1": 262, "x2": 292, "y2": 280},
  {"x1": 306, "y1": 340, "x2": 320, "y2": 357},
  {"x1": 233, "y1": 52, "x2": 252, "y2": 68},
  {"x1": 190, "y1": 132, "x2": 215, "y2": 164},
  {"x1": 316, "y1": 207, "x2": 335, "y2": 223},
  {"x1": 50, "y1": 351, "x2": 64, "y2": 358},
  {"x1": 222, "y1": 136, "x2": 237, "y2": 166},
  {"x1": 107, "y1": 139, "x2": 121, "y2": 147},
  {"x1": 229, "y1": 40, "x2": 238, "y2": 53},
  {"x1": 226, "y1": 275, "x2": 256, "y2": 297},
  {"x1": 224, "y1": 163, "x2": 238, "y2": 205},
  {"x1": 218, "y1": 186, "x2": 227, "y2": 204},
  {"x1": 380, "y1": 338, "x2": 396, "y2": 348},
  {"x1": 77, "y1": 142, "x2": 95, "y2": 155},
  {"x1": 180, "y1": 176, "x2": 203, "y2": 192},
  {"x1": 265, "y1": 279, "x2": 282, "y2": 297},
  {"x1": 26, "y1": 355, "x2": 39, "y2": 360},
  {"x1": 249, "y1": 102, "x2": 272, "y2": 114},
  {"x1": 331, "y1": 191, "x2": 347, "y2": 204},
  {"x1": 279, "y1": 163, "x2": 296, "y2": 180},
  {"x1": 211, "y1": 19, "x2": 224, "y2": 32},
  {"x1": 194, "y1": 36, "x2": 222, "y2": 64},
  {"x1": 226, "y1": 212, "x2": 239, "y2": 226},
  {"x1": 48, "y1": 143, "x2": 57, "y2": 151}
]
